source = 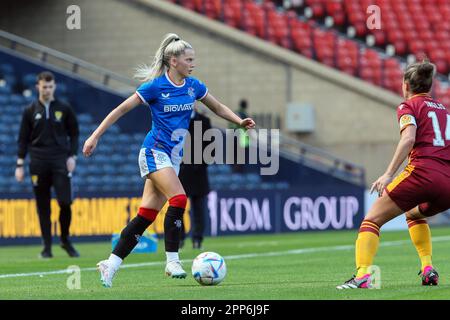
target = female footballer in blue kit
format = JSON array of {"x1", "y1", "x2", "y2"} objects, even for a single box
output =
[{"x1": 83, "y1": 33, "x2": 256, "y2": 287}]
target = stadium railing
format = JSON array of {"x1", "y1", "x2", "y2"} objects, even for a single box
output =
[
  {"x1": 279, "y1": 134, "x2": 365, "y2": 187},
  {"x1": 0, "y1": 29, "x2": 136, "y2": 95}
]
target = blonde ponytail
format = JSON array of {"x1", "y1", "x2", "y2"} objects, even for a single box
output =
[{"x1": 134, "y1": 33, "x2": 193, "y2": 82}]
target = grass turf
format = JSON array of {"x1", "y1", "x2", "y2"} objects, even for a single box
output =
[{"x1": 1, "y1": 227, "x2": 450, "y2": 300}]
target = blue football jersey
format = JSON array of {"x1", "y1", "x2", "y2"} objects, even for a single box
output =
[{"x1": 136, "y1": 72, "x2": 208, "y2": 158}]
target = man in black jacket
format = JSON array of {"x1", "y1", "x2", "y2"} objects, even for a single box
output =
[
  {"x1": 15, "y1": 71, "x2": 80, "y2": 258},
  {"x1": 179, "y1": 106, "x2": 212, "y2": 250}
]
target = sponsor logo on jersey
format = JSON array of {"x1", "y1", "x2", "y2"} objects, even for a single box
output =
[
  {"x1": 163, "y1": 103, "x2": 194, "y2": 113},
  {"x1": 161, "y1": 93, "x2": 170, "y2": 99}
]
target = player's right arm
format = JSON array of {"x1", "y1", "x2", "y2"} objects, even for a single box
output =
[
  {"x1": 83, "y1": 93, "x2": 142, "y2": 157},
  {"x1": 371, "y1": 103, "x2": 417, "y2": 196},
  {"x1": 15, "y1": 107, "x2": 32, "y2": 182},
  {"x1": 371, "y1": 124, "x2": 416, "y2": 196},
  {"x1": 201, "y1": 93, "x2": 255, "y2": 129}
]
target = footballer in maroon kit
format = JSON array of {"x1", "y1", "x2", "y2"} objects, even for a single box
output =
[
  {"x1": 387, "y1": 93, "x2": 450, "y2": 216},
  {"x1": 337, "y1": 60, "x2": 447, "y2": 289}
]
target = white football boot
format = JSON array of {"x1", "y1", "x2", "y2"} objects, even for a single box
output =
[
  {"x1": 97, "y1": 260, "x2": 118, "y2": 288},
  {"x1": 165, "y1": 261, "x2": 187, "y2": 279}
]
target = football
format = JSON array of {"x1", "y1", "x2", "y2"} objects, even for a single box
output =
[{"x1": 191, "y1": 252, "x2": 227, "y2": 286}]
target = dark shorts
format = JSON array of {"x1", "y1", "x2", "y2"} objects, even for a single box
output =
[{"x1": 385, "y1": 164, "x2": 450, "y2": 217}]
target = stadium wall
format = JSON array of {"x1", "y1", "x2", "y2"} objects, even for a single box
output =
[{"x1": 0, "y1": 0, "x2": 403, "y2": 183}]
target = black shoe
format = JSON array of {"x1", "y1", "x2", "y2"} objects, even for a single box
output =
[
  {"x1": 193, "y1": 240, "x2": 203, "y2": 250},
  {"x1": 179, "y1": 239, "x2": 185, "y2": 249},
  {"x1": 39, "y1": 248, "x2": 53, "y2": 259},
  {"x1": 61, "y1": 241, "x2": 80, "y2": 257},
  {"x1": 419, "y1": 267, "x2": 439, "y2": 286}
]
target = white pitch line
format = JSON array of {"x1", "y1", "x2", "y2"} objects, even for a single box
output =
[
  {"x1": 1, "y1": 235, "x2": 450, "y2": 280},
  {"x1": 237, "y1": 241, "x2": 279, "y2": 248}
]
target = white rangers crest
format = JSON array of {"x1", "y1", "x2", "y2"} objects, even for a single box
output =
[
  {"x1": 35, "y1": 113, "x2": 42, "y2": 120},
  {"x1": 156, "y1": 153, "x2": 167, "y2": 164},
  {"x1": 188, "y1": 87, "x2": 195, "y2": 98}
]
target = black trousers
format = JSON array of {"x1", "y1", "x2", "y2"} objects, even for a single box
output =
[
  {"x1": 182, "y1": 194, "x2": 207, "y2": 242},
  {"x1": 29, "y1": 158, "x2": 73, "y2": 248}
]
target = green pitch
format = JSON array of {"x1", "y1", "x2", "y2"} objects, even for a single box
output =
[{"x1": 1, "y1": 227, "x2": 450, "y2": 300}]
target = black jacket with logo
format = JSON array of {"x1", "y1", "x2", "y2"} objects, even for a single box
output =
[{"x1": 17, "y1": 99, "x2": 79, "y2": 160}]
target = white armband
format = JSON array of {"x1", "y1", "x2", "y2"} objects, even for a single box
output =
[{"x1": 399, "y1": 114, "x2": 417, "y2": 131}]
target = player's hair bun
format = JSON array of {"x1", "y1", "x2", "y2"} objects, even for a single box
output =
[
  {"x1": 404, "y1": 59, "x2": 435, "y2": 94},
  {"x1": 416, "y1": 61, "x2": 435, "y2": 78}
]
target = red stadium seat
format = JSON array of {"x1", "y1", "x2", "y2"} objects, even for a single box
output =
[
  {"x1": 393, "y1": 41, "x2": 407, "y2": 56},
  {"x1": 223, "y1": 6, "x2": 240, "y2": 28},
  {"x1": 331, "y1": 12, "x2": 346, "y2": 26},
  {"x1": 193, "y1": 0, "x2": 203, "y2": 12},
  {"x1": 204, "y1": 0, "x2": 222, "y2": 20},
  {"x1": 371, "y1": 30, "x2": 386, "y2": 46},
  {"x1": 244, "y1": 2, "x2": 266, "y2": 39},
  {"x1": 409, "y1": 41, "x2": 426, "y2": 55},
  {"x1": 179, "y1": 0, "x2": 196, "y2": 11},
  {"x1": 404, "y1": 31, "x2": 419, "y2": 43},
  {"x1": 310, "y1": 3, "x2": 325, "y2": 18},
  {"x1": 385, "y1": 58, "x2": 401, "y2": 70},
  {"x1": 326, "y1": 1, "x2": 343, "y2": 15},
  {"x1": 387, "y1": 30, "x2": 404, "y2": 43},
  {"x1": 266, "y1": 6, "x2": 290, "y2": 46},
  {"x1": 352, "y1": 22, "x2": 368, "y2": 37},
  {"x1": 435, "y1": 60, "x2": 448, "y2": 75},
  {"x1": 313, "y1": 29, "x2": 337, "y2": 67}
]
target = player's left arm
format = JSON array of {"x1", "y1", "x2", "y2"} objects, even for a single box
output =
[
  {"x1": 65, "y1": 105, "x2": 80, "y2": 173},
  {"x1": 371, "y1": 124, "x2": 417, "y2": 196},
  {"x1": 66, "y1": 105, "x2": 80, "y2": 157},
  {"x1": 200, "y1": 93, "x2": 255, "y2": 129}
]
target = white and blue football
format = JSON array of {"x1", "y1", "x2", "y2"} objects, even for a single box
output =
[{"x1": 191, "y1": 252, "x2": 227, "y2": 286}]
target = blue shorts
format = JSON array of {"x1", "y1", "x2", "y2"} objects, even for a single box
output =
[{"x1": 138, "y1": 147, "x2": 181, "y2": 178}]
